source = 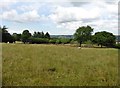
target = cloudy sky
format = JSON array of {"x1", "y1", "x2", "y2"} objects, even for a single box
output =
[{"x1": 0, "y1": 0, "x2": 119, "y2": 35}]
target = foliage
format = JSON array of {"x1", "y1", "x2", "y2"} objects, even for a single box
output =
[
  {"x1": 60, "y1": 38, "x2": 71, "y2": 44},
  {"x1": 29, "y1": 37, "x2": 49, "y2": 44},
  {"x1": 21, "y1": 30, "x2": 31, "y2": 43},
  {"x1": 44, "y1": 32, "x2": 50, "y2": 39},
  {"x1": 70, "y1": 39, "x2": 78, "y2": 44},
  {"x1": 0, "y1": 25, "x2": 14, "y2": 43},
  {"x1": 33, "y1": 31, "x2": 50, "y2": 39},
  {"x1": 12, "y1": 33, "x2": 21, "y2": 41},
  {"x1": 49, "y1": 39, "x2": 57, "y2": 44},
  {"x1": 49, "y1": 38, "x2": 71, "y2": 44},
  {"x1": 113, "y1": 44, "x2": 120, "y2": 49},
  {"x1": 55, "y1": 39, "x2": 61, "y2": 44},
  {"x1": 74, "y1": 25, "x2": 93, "y2": 47},
  {"x1": 92, "y1": 31, "x2": 116, "y2": 47},
  {"x1": 83, "y1": 40, "x2": 93, "y2": 48},
  {"x1": 33, "y1": 31, "x2": 44, "y2": 38},
  {"x1": 84, "y1": 40, "x2": 93, "y2": 44},
  {"x1": 0, "y1": 25, "x2": 118, "y2": 48}
]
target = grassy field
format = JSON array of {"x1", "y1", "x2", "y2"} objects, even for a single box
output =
[{"x1": 2, "y1": 43, "x2": 118, "y2": 86}]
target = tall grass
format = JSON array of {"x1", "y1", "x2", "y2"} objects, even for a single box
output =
[{"x1": 2, "y1": 43, "x2": 118, "y2": 86}]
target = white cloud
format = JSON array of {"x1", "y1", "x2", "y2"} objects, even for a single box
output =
[
  {"x1": 1, "y1": 9, "x2": 18, "y2": 21},
  {"x1": 106, "y1": 4, "x2": 118, "y2": 14},
  {"x1": 1, "y1": 0, "x2": 119, "y2": 35},
  {"x1": 49, "y1": 6, "x2": 100, "y2": 23},
  {"x1": 18, "y1": 2, "x2": 44, "y2": 12},
  {"x1": 1, "y1": 9, "x2": 47, "y2": 23},
  {"x1": 20, "y1": 10, "x2": 40, "y2": 22},
  {"x1": 92, "y1": 0, "x2": 118, "y2": 14},
  {"x1": 48, "y1": 0, "x2": 118, "y2": 35},
  {"x1": 56, "y1": 21, "x2": 83, "y2": 30},
  {"x1": 0, "y1": 0, "x2": 18, "y2": 9}
]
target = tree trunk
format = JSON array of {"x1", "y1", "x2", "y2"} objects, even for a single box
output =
[
  {"x1": 101, "y1": 44, "x2": 102, "y2": 48},
  {"x1": 79, "y1": 41, "x2": 82, "y2": 47}
]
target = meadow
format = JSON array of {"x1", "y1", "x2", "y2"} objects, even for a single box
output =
[{"x1": 2, "y1": 43, "x2": 118, "y2": 86}]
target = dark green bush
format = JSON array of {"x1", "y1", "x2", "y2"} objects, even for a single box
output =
[
  {"x1": 56, "y1": 39, "x2": 61, "y2": 44},
  {"x1": 49, "y1": 39, "x2": 56, "y2": 44},
  {"x1": 60, "y1": 38, "x2": 71, "y2": 44},
  {"x1": 114, "y1": 44, "x2": 120, "y2": 49},
  {"x1": 84, "y1": 40, "x2": 93, "y2": 44},
  {"x1": 70, "y1": 40, "x2": 78, "y2": 44},
  {"x1": 29, "y1": 37, "x2": 49, "y2": 44}
]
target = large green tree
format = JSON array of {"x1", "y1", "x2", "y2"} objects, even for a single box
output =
[
  {"x1": 74, "y1": 25, "x2": 93, "y2": 47},
  {"x1": 92, "y1": 31, "x2": 116, "y2": 47},
  {"x1": 0, "y1": 25, "x2": 14, "y2": 43},
  {"x1": 0, "y1": 25, "x2": 8, "y2": 43},
  {"x1": 21, "y1": 30, "x2": 31, "y2": 43}
]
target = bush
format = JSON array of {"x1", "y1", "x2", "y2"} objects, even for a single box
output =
[
  {"x1": 29, "y1": 37, "x2": 49, "y2": 44},
  {"x1": 83, "y1": 40, "x2": 93, "y2": 48},
  {"x1": 9, "y1": 36, "x2": 15, "y2": 43},
  {"x1": 113, "y1": 44, "x2": 120, "y2": 49},
  {"x1": 49, "y1": 39, "x2": 57, "y2": 44},
  {"x1": 60, "y1": 38, "x2": 71, "y2": 44},
  {"x1": 70, "y1": 40, "x2": 78, "y2": 44},
  {"x1": 84, "y1": 40, "x2": 93, "y2": 44},
  {"x1": 56, "y1": 39, "x2": 61, "y2": 44}
]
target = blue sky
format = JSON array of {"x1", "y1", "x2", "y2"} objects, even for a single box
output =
[{"x1": 0, "y1": 0, "x2": 119, "y2": 35}]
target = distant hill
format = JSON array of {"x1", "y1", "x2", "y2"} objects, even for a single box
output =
[{"x1": 50, "y1": 35, "x2": 74, "y2": 39}]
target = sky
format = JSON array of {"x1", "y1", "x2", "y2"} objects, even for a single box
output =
[{"x1": 0, "y1": 0, "x2": 119, "y2": 35}]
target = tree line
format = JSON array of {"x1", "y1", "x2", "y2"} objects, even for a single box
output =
[
  {"x1": 0, "y1": 25, "x2": 120, "y2": 48},
  {"x1": 0, "y1": 25, "x2": 71, "y2": 44}
]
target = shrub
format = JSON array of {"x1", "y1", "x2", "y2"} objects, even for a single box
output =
[
  {"x1": 49, "y1": 39, "x2": 57, "y2": 44},
  {"x1": 9, "y1": 36, "x2": 15, "y2": 43},
  {"x1": 60, "y1": 38, "x2": 71, "y2": 44},
  {"x1": 113, "y1": 44, "x2": 120, "y2": 49},
  {"x1": 56, "y1": 39, "x2": 61, "y2": 44},
  {"x1": 70, "y1": 40, "x2": 78, "y2": 44},
  {"x1": 29, "y1": 37, "x2": 49, "y2": 44},
  {"x1": 84, "y1": 40, "x2": 93, "y2": 44}
]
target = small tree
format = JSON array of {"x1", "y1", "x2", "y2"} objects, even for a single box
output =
[
  {"x1": 33, "y1": 31, "x2": 46, "y2": 38},
  {"x1": 33, "y1": 32, "x2": 37, "y2": 38},
  {"x1": 92, "y1": 31, "x2": 116, "y2": 48},
  {"x1": 12, "y1": 33, "x2": 21, "y2": 41},
  {"x1": 74, "y1": 25, "x2": 93, "y2": 47},
  {"x1": 33, "y1": 32, "x2": 41, "y2": 38},
  {"x1": 41, "y1": 31, "x2": 44, "y2": 38},
  {"x1": 21, "y1": 30, "x2": 31, "y2": 43},
  {"x1": 45, "y1": 32, "x2": 50, "y2": 39}
]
